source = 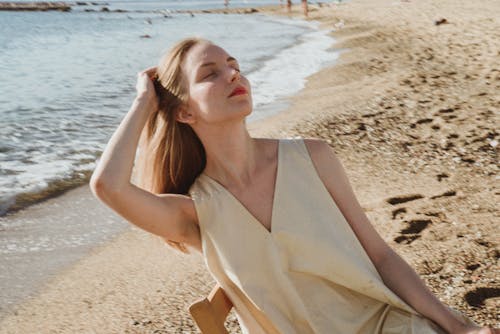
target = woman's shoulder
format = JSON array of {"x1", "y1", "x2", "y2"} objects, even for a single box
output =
[
  {"x1": 253, "y1": 136, "x2": 334, "y2": 169},
  {"x1": 301, "y1": 137, "x2": 331, "y2": 156},
  {"x1": 251, "y1": 136, "x2": 279, "y2": 145},
  {"x1": 251, "y1": 137, "x2": 280, "y2": 158}
]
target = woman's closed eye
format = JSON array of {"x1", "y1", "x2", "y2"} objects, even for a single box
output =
[
  {"x1": 203, "y1": 71, "x2": 217, "y2": 79},
  {"x1": 202, "y1": 67, "x2": 240, "y2": 80}
]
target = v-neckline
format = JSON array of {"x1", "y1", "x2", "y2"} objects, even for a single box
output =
[{"x1": 200, "y1": 138, "x2": 282, "y2": 235}]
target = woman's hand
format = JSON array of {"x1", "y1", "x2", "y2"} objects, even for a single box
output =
[
  {"x1": 454, "y1": 324, "x2": 500, "y2": 334},
  {"x1": 135, "y1": 66, "x2": 159, "y2": 112}
]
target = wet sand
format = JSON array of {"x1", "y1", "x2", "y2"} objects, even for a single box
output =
[{"x1": 0, "y1": 0, "x2": 498, "y2": 332}]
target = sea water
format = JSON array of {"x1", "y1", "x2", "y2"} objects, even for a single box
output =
[{"x1": 0, "y1": 1, "x2": 339, "y2": 216}]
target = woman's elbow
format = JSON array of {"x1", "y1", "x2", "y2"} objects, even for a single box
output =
[
  {"x1": 89, "y1": 174, "x2": 103, "y2": 196},
  {"x1": 89, "y1": 174, "x2": 116, "y2": 201}
]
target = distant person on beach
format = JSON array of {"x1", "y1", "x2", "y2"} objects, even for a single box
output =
[
  {"x1": 302, "y1": 0, "x2": 308, "y2": 17},
  {"x1": 284, "y1": 0, "x2": 308, "y2": 17},
  {"x1": 90, "y1": 37, "x2": 498, "y2": 334}
]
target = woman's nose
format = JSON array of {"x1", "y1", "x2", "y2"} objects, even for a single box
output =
[{"x1": 228, "y1": 67, "x2": 240, "y2": 82}]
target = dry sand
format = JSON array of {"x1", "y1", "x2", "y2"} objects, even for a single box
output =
[{"x1": 1, "y1": 0, "x2": 498, "y2": 332}]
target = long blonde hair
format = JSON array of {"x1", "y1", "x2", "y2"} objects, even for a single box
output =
[{"x1": 135, "y1": 37, "x2": 208, "y2": 254}]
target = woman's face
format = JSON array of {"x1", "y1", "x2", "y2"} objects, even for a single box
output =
[{"x1": 181, "y1": 42, "x2": 252, "y2": 124}]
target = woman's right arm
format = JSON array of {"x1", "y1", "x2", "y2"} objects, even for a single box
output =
[{"x1": 89, "y1": 68, "x2": 198, "y2": 245}]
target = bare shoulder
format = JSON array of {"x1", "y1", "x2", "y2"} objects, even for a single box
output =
[
  {"x1": 301, "y1": 137, "x2": 342, "y2": 191},
  {"x1": 253, "y1": 137, "x2": 280, "y2": 158},
  {"x1": 301, "y1": 137, "x2": 356, "y2": 207},
  {"x1": 301, "y1": 138, "x2": 337, "y2": 165},
  {"x1": 253, "y1": 137, "x2": 280, "y2": 146},
  {"x1": 301, "y1": 137, "x2": 329, "y2": 150}
]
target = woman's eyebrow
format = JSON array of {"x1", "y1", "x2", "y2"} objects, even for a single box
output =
[{"x1": 199, "y1": 56, "x2": 237, "y2": 68}]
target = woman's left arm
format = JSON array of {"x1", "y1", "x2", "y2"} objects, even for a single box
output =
[
  {"x1": 302, "y1": 138, "x2": 479, "y2": 334},
  {"x1": 375, "y1": 247, "x2": 466, "y2": 333}
]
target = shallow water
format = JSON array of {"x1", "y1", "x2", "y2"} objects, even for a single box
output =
[{"x1": 0, "y1": 4, "x2": 339, "y2": 216}]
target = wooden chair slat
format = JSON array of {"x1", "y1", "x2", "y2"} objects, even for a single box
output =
[{"x1": 189, "y1": 284, "x2": 234, "y2": 333}]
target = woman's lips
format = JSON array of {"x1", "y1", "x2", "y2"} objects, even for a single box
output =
[{"x1": 229, "y1": 86, "x2": 247, "y2": 97}]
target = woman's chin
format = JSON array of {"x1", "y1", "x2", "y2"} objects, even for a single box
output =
[
  {"x1": 230, "y1": 102, "x2": 252, "y2": 116},
  {"x1": 241, "y1": 106, "x2": 253, "y2": 118}
]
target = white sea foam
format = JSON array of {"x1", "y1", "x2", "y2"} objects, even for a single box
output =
[{"x1": 247, "y1": 17, "x2": 339, "y2": 122}]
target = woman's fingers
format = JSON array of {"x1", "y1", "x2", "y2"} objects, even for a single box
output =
[
  {"x1": 139, "y1": 66, "x2": 156, "y2": 73},
  {"x1": 140, "y1": 66, "x2": 158, "y2": 79}
]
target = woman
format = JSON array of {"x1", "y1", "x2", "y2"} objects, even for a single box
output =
[{"x1": 90, "y1": 37, "x2": 497, "y2": 334}]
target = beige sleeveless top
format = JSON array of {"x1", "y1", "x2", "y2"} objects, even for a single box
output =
[{"x1": 188, "y1": 138, "x2": 476, "y2": 334}]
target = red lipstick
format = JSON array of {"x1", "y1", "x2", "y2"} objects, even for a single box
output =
[{"x1": 229, "y1": 85, "x2": 247, "y2": 98}]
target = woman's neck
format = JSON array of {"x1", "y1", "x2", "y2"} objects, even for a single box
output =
[{"x1": 201, "y1": 128, "x2": 260, "y2": 188}]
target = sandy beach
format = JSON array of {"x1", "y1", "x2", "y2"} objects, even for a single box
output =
[{"x1": 0, "y1": 0, "x2": 498, "y2": 332}]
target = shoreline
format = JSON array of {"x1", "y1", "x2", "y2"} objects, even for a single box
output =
[
  {"x1": 0, "y1": 2, "x2": 277, "y2": 13},
  {"x1": 0, "y1": 0, "x2": 498, "y2": 332}
]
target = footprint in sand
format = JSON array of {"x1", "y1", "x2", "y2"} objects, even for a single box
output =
[
  {"x1": 422, "y1": 210, "x2": 447, "y2": 220},
  {"x1": 466, "y1": 263, "x2": 481, "y2": 271},
  {"x1": 464, "y1": 287, "x2": 500, "y2": 308},
  {"x1": 409, "y1": 117, "x2": 433, "y2": 129},
  {"x1": 401, "y1": 219, "x2": 432, "y2": 234},
  {"x1": 387, "y1": 194, "x2": 455, "y2": 244},
  {"x1": 391, "y1": 207, "x2": 407, "y2": 219},
  {"x1": 436, "y1": 172, "x2": 449, "y2": 181},
  {"x1": 394, "y1": 219, "x2": 433, "y2": 245},
  {"x1": 430, "y1": 190, "x2": 456, "y2": 199},
  {"x1": 434, "y1": 107, "x2": 458, "y2": 121},
  {"x1": 394, "y1": 234, "x2": 420, "y2": 244},
  {"x1": 386, "y1": 194, "x2": 424, "y2": 205}
]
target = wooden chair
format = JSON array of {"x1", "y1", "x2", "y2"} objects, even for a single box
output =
[{"x1": 189, "y1": 283, "x2": 234, "y2": 333}]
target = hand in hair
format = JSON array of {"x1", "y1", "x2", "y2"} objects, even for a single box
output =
[{"x1": 136, "y1": 66, "x2": 159, "y2": 113}]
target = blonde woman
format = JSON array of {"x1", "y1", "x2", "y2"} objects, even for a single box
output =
[{"x1": 90, "y1": 37, "x2": 497, "y2": 334}]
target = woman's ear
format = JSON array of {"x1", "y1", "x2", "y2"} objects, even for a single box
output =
[{"x1": 175, "y1": 105, "x2": 195, "y2": 124}]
